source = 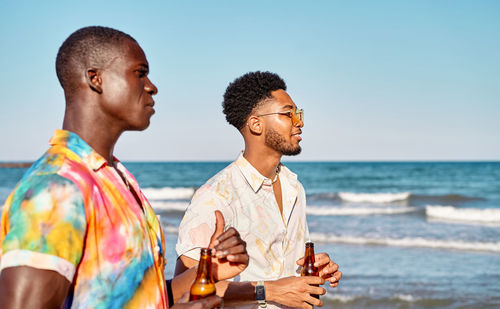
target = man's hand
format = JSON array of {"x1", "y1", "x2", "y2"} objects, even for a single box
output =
[
  {"x1": 296, "y1": 252, "x2": 342, "y2": 287},
  {"x1": 208, "y1": 210, "x2": 249, "y2": 281},
  {"x1": 266, "y1": 276, "x2": 326, "y2": 309},
  {"x1": 172, "y1": 291, "x2": 222, "y2": 309}
]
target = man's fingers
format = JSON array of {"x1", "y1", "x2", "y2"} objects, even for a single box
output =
[
  {"x1": 215, "y1": 233, "x2": 242, "y2": 251},
  {"x1": 327, "y1": 270, "x2": 342, "y2": 284},
  {"x1": 320, "y1": 262, "x2": 339, "y2": 277},
  {"x1": 302, "y1": 275, "x2": 325, "y2": 285},
  {"x1": 213, "y1": 227, "x2": 239, "y2": 244},
  {"x1": 226, "y1": 253, "x2": 249, "y2": 264},
  {"x1": 304, "y1": 295, "x2": 323, "y2": 308},
  {"x1": 296, "y1": 257, "x2": 305, "y2": 266},
  {"x1": 226, "y1": 245, "x2": 250, "y2": 263},
  {"x1": 301, "y1": 301, "x2": 314, "y2": 309},
  {"x1": 313, "y1": 253, "x2": 331, "y2": 268},
  {"x1": 215, "y1": 243, "x2": 246, "y2": 258},
  {"x1": 307, "y1": 284, "x2": 326, "y2": 297},
  {"x1": 209, "y1": 210, "x2": 225, "y2": 247}
]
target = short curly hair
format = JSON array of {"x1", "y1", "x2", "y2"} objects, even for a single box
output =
[
  {"x1": 56, "y1": 26, "x2": 136, "y2": 92},
  {"x1": 222, "y1": 71, "x2": 287, "y2": 130}
]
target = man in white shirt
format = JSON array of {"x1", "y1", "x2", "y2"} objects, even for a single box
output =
[{"x1": 175, "y1": 71, "x2": 342, "y2": 309}]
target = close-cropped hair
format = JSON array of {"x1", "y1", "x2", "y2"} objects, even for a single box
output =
[
  {"x1": 222, "y1": 71, "x2": 287, "y2": 130},
  {"x1": 55, "y1": 26, "x2": 136, "y2": 92}
]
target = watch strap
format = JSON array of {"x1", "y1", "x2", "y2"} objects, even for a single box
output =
[{"x1": 256, "y1": 280, "x2": 267, "y2": 308}]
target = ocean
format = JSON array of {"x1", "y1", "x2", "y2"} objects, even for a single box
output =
[{"x1": 1, "y1": 161, "x2": 500, "y2": 308}]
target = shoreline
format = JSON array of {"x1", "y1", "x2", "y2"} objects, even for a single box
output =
[{"x1": 0, "y1": 162, "x2": 32, "y2": 168}]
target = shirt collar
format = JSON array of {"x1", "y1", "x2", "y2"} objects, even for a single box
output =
[
  {"x1": 234, "y1": 152, "x2": 298, "y2": 193},
  {"x1": 49, "y1": 129, "x2": 109, "y2": 171}
]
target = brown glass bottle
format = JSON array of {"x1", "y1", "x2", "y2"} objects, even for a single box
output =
[
  {"x1": 301, "y1": 242, "x2": 320, "y2": 299},
  {"x1": 189, "y1": 248, "x2": 216, "y2": 301}
]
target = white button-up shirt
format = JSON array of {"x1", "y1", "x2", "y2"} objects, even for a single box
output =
[{"x1": 176, "y1": 153, "x2": 309, "y2": 309}]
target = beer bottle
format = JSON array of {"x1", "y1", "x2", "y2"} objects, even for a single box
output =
[
  {"x1": 189, "y1": 248, "x2": 216, "y2": 301},
  {"x1": 301, "y1": 242, "x2": 319, "y2": 299}
]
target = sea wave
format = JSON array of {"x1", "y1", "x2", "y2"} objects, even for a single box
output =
[
  {"x1": 309, "y1": 232, "x2": 500, "y2": 252},
  {"x1": 0, "y1": 187, "x2": 13, "y2": 203},
  {"x1": 323, "y1": 293, "x2": 418, "y2": 303},
  {"x1": 163, "y1": 225, "x2": 181, "y2": 234},
  {"x1": 309, "y1": 192, "x2": 485, "y2": 205},
  {"x1": 426, "y1": 205, "x2": 500, "y2": 224},
  {"x1": 306, "y1": 206, "x2": 418, "y2": 216},
  {"x1": 322, "y1": 293, "x2": 457, "y2": 307},
  {"x1": 150, "y1": 201, "x2": 417, "y2": 216},
  {"x1": 338, "y1": 192, "x2": 411, "y2": 203},
  {"x1": 322, "y1": 293, "x2": 358, "y2": 303},
  {"x1": 412, "y1": 193, "x2": 485, "y2": 203},
  {"x1": 142, "y1": 187, "x2": 195, "y2": 200},
  {"x1": 150, "y1": 201, "x2": 189, "y2": 212}
]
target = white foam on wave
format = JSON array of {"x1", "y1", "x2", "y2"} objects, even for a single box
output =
[
  {"x1": 309, "y1": 232, "x2": 500, "y2": 253},
  {"x1": 338, "y1": 192, "x2": 411, "y2": 203},
  {"x1": 142, "y1": 187, "x2": 195, "y2": 200},
  {"x1": 150, "y1": 201, "x2": 189, "y2": 212},
  {"x1": 392, "y1": 294, "x2": 417, "y2": 302},
  {"x1": 426, "y1": 205, "x2": 500, "y2": 224},
  {"x1": 322, "y1": 293, "x2": 358, "y2": 303},
  {"x1": 307, "y1": 206, "x2": 417, "y2": 216}
]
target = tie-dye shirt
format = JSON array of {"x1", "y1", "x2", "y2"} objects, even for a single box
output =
[
  {"x1": 0, "y1": 130, "x2": 168, "y2": 308},
  {"x1": 176, "y1": 153, "x2": 309, "y2": 309}
]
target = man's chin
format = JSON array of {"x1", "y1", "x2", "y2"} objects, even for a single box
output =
[
  {"x1": 282, "y1": 146, "x2": 302, "y2": 156},
  {"x1": 126, "y1": 122, "x2": 150, "y2": 132}
]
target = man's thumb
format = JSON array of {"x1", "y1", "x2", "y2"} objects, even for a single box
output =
[{"x1": 209, "y1": 210, "x2": 225, "y2": 246}]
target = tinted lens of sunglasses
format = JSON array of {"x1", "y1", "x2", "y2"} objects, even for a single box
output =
[
  {"x1": 297, "y1": 109, "x2": 304, "y2": 121},
  {"x1": 292, "y1": 109, "x2": 304, "y2": 125}
]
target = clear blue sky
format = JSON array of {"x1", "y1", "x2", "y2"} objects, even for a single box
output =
[{"x1": 1, "y1": 1, "x2": 499, "y2": 161}]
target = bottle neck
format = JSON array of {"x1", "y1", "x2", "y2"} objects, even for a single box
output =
[
  {"x1": 304, "y1": 244, "x2": 315, "y2": 264},
  {"x1": 196, "y1": 252, "x2": 214, "y2": 282}
]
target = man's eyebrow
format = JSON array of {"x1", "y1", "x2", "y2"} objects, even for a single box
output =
[
  {"x1": 280, "y1": 104, "x2": 294, "y2": 110},
  {"x1": 138, "y1": 63, "x2": 149, "y2": 71}
]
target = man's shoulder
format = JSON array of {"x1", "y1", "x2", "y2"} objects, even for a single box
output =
[{"x1": 6, "y1": 147, "x2": 87, "y2": 205}]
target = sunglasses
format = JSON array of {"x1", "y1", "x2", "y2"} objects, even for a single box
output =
[{"x1": 256, "y1": 108, "x2": 304, "y2": 126}]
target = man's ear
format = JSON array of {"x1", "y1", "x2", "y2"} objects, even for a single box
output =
[
  {"x1": 86, "y1": 68, "x2": 103, "y2": 94},
  {"x1": 246, "y1": 115, "x2": 263, "y2": 135}
]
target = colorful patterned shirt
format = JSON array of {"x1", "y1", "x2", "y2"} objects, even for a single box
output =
[
  {"x1": 176, "y1": 153, "x2": 309, "y2": 309},
  {"x1": 0, "y1": 130, "x2": 168, "y2": 308}
]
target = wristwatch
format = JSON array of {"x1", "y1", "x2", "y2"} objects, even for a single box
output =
[{"x1": 256, "y1": 281, "x2": 267, "y2": 308}]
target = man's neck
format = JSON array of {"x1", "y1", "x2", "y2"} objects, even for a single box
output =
[
  {"x1": 63, "y1": 99, "x2": 122, "y2": 164},
  {"x1": 242, "y1": 147, "x2": 282, "y2": 179}
]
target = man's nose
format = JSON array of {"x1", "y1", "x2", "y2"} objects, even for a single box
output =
[{"x1": 145, "y1": 77, "x2": 158, "y2": 95}]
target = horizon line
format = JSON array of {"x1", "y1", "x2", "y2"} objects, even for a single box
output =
[{"x1": 3, "y1": 159, "x2": 500, "y2": 165}]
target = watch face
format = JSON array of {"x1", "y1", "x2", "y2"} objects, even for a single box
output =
[{"x1": 256, "y1": 285, "x2": 265, "y2": 301}]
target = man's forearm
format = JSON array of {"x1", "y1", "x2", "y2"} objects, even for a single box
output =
[
  {"x1": 170, "y1": 266, "x2": 198, "y2": 303},
  {"x1": 172, "y1": 268, "x2": 261, "y2": 306},
  {"x1": 215, "y1": 280, "x2": 283, "y2": 306},
  {"x1": 214, "y1": 280, "x2": 258, "y2": 306},
  {"x1": 217, "y1": 276, "x2": 326, "y2": 308}
]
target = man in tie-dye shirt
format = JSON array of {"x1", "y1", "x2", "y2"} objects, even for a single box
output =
[
  {"x1": 0, "y1": 26, "x2": 248, "y2": 309},
  {"x1": 175, "y1": 72, "x2": 342, "y2": 309}
]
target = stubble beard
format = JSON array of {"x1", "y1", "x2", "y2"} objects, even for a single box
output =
[{"x1": 265, "y1": 128, "x2": 302, "y2": 156}]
